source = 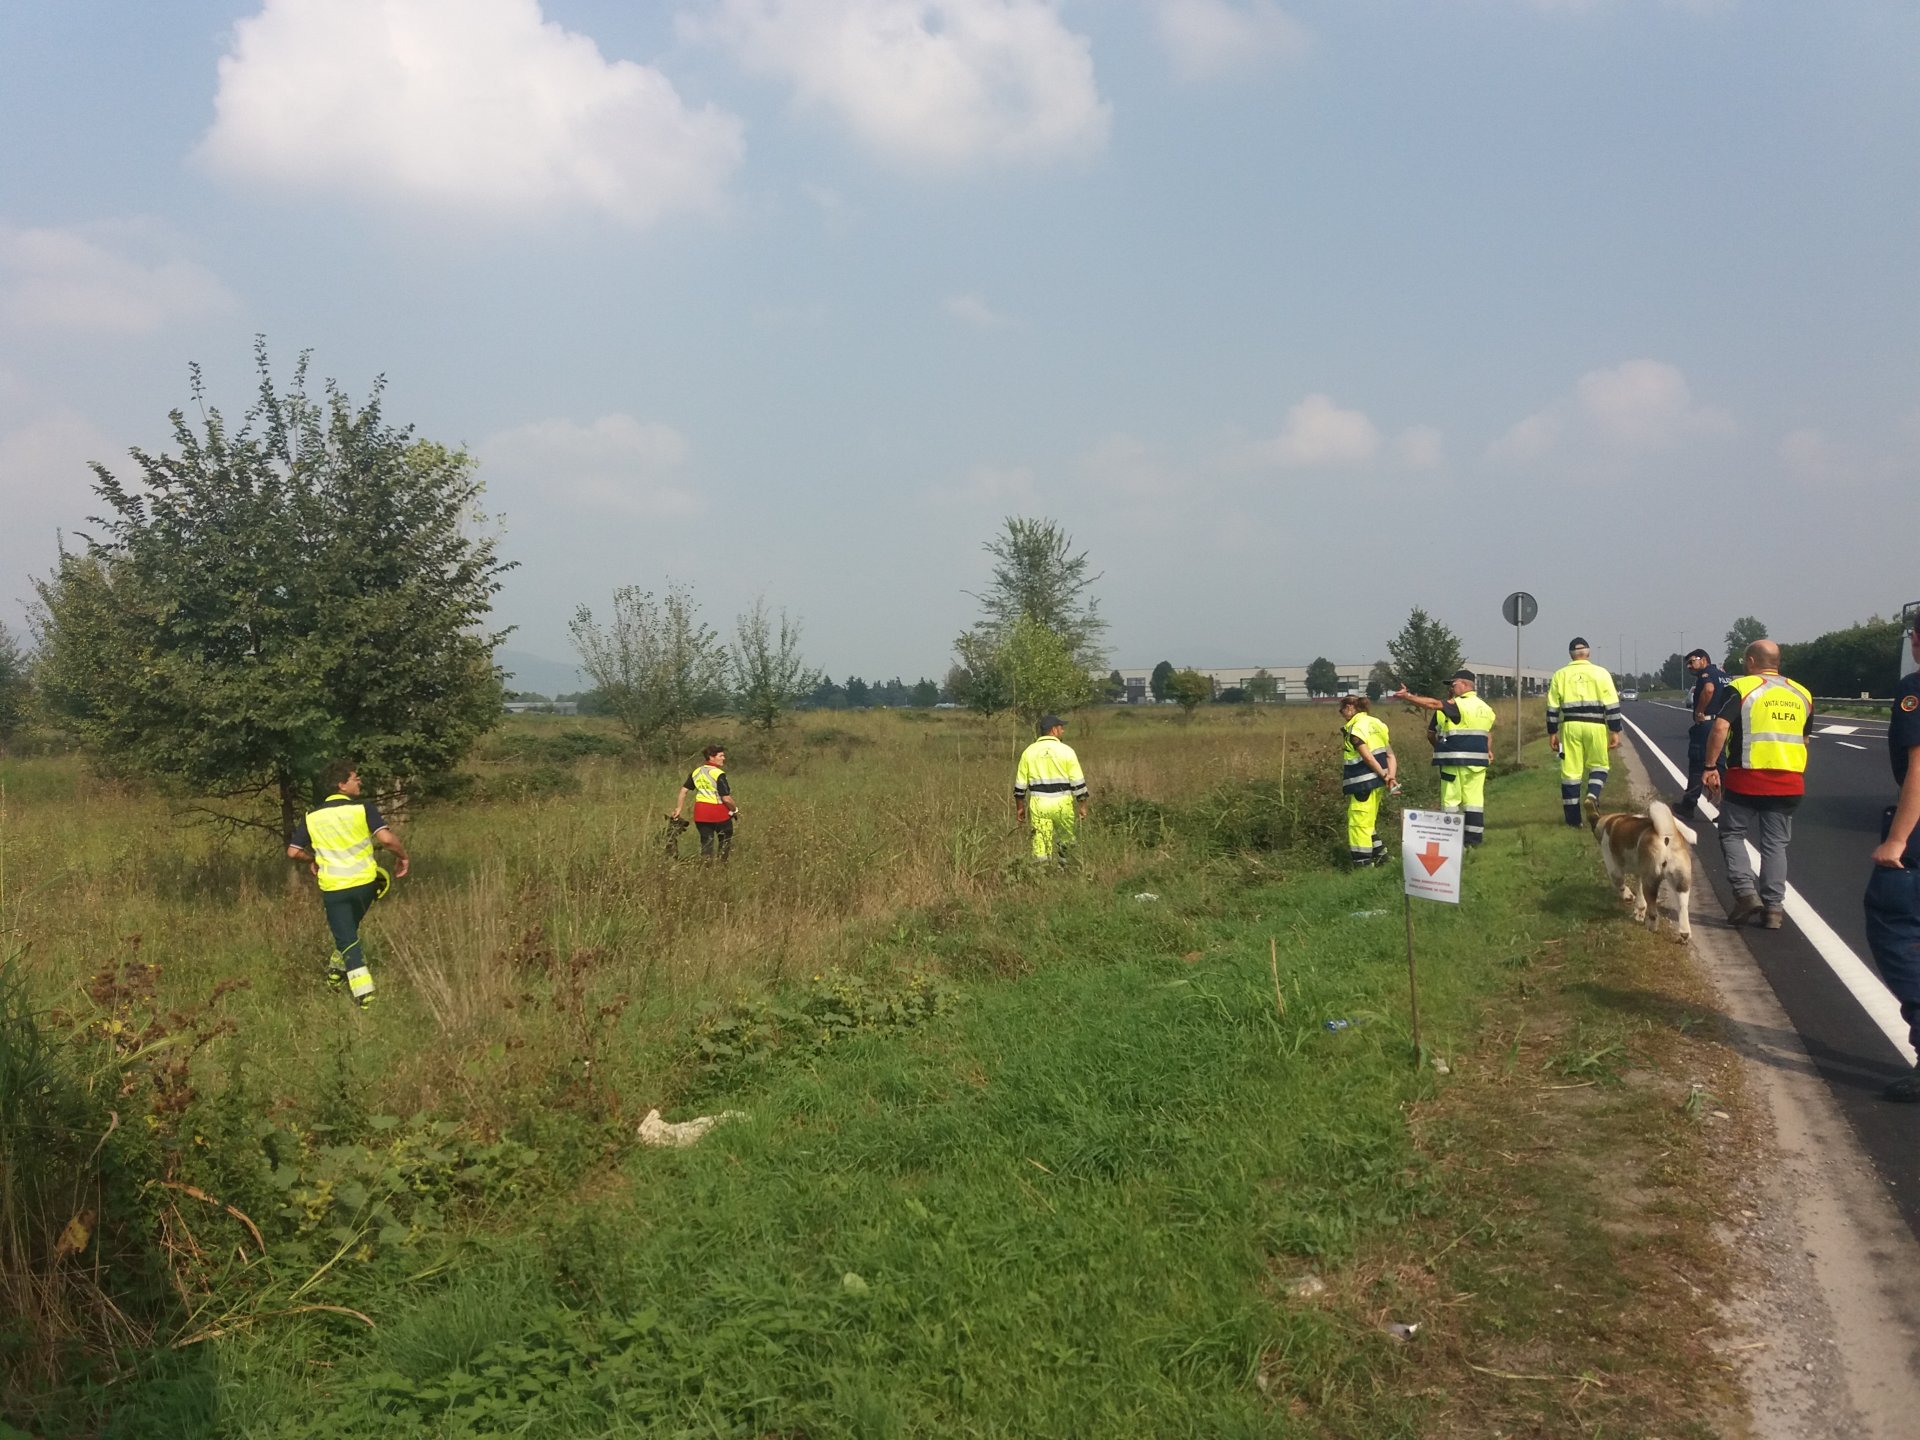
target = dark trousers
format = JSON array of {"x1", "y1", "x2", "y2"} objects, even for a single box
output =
[
  {"x1": 321, "y1": 882, "x2": 377, "y2": 970},
  {"x1": 1864, "y1": 812, "x2": 1920, "y2": 1055},
  {"x1": 1681, "y1": 722, "x2": 1725, "y2": 811},
  {"x1": 696, "y1": 818, "x2": 734, "y2": 860}
]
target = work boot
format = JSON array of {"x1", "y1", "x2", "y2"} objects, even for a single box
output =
[
  {"x1": 1727, "y1": 893, "x2": 1764, "y2": 926},
  {"x1": 1881, "y1": 1068, "x2": 1920, "y2": 1103},
  {"x1": 1763, "y1": 908, "x2": 1784, "y2": 930}
]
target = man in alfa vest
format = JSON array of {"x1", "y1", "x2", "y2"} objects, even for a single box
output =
[
  {"x1": 1392, "y1": 671, "x2": 1496, "y2": 846},
  {"x1": 671, "y1": 744, "x2": 739, "y2": 861},
  {"x1": 1547, "y1": 637, "x2": 1622, "y2": 827},
  {"x1": 1703, "y1": 639, "x2": 1813, "y2": 929},
  {"x1": 286, "y1": 760, "x2": 410, "y2": 1009},
  {"x1": 1014, "y1": 715, "x2": 1088, "y2": 862},
  {"x1": 1338, "y1": 695, "x2": 1396, "y2": 866}
]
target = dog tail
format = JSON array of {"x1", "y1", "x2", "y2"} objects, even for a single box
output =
[
  {"x1": 1646, "y1": 799, "x2": 1677, "y2": 841},
  {"x1": 1583, "y1": 795, "x2": 1600, "y2": 832}
]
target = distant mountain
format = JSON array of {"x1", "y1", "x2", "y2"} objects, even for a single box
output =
[{"x1": 496, "y1": 648, "x2": 585, "y2": 698}]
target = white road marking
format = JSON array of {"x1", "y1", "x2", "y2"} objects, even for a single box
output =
[
  {"x1": 1837, "y1": 741, "x2": 1868, "y2": 751},
  {"x1": 1623, "y1": 715, "x2": 1915, "y2": 1065},
  {"x1": 1817, "y1": 725, "x2": 1861, "y2": 736}
]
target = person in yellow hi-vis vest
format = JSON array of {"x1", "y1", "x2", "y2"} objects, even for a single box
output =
[
  {"x1": 1547, "y1": 637, "x2": 1622, "y2": 827},
  {"x1": 286, "y1": 761, "x2": 410, "y2": 1009},
  {"x1": 671, "y1": 744, "x2": 740, "y2": 861},
  {"x1": 1338, "y1": 695, "x2": 1396, "y2": 866},
  {"x1": 1393, "y1": 670, "x2": 1496, "y2": 846},
  {"x1": 1703, "y1": 640, "x2": 1814, "y2": 930},
  {"x1": 1014, "y1": 715, "x2": 1088, "y2": 861}
]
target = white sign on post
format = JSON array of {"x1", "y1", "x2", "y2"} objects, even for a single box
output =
[{"x1": 1401, "y1": 809, "x2": 1464, "y2": 905}]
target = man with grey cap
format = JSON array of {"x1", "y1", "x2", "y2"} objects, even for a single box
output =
[
  {"x1": 1014, "y1": 714, "x2": 1088, "y2": 861},
  {"x1": 1547, "y1": 637, "x2": 1622, "y2": 827}
]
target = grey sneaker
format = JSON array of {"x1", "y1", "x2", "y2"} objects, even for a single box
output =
[
  {"x1": 1762, "y1": 908, "x2": 1784, "y2": 930},
  {"x1": 1727, "y1": 893, "x2": 1764, "y2": 925}
]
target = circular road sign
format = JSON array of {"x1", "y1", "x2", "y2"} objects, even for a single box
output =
[{"x1": 1502, "y1": 591, "x2": 1538, "y2": 627}]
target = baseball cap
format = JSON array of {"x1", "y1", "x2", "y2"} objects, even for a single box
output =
[
  {"x1": 1037, "y1": 714, "x2": 1064, "y2": 734},
  {"x1": 1684, "y1": 648, "x2": 1711, "y2": 663},
  {"x1": 1450, "y1": 669, "x2": 1476, "y2": 683},
  {"x1": 1568, "y1": 637, "x2": 1589, "y2": 653}
]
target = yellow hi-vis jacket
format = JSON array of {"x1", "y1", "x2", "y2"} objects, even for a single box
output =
[
  {"x1": 1724, "y1": 672, "x2": 1812, "y2": 783},
  {"x1": 1432, "y1": 692, "x2": 1496, "y2": 770},
  {"x1": 305, "y1": 794, "x2": 378, "y2": 892},
  {"x1": 1546, "y1": 659, "x2": 1622, "y2": 737},
  {"x1": 1341, "y1": 713, "x2": 1392, "y2": 794},
  {"x1": 1014, "y1": 736, "x2": 1087, "y2": 809},
  {"x1": 690, "y1": 764, "x2": 733, "y2": 823}
]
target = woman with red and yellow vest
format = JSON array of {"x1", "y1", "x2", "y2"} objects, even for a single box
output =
[
  {"x1": 286, "y1": 760, "x2": 409, "y2": 1009},
  {"x1": 671, "y1": 744, "x2": 739, "y2": 860}
]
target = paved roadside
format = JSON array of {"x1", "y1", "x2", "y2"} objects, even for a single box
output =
[{"x1": 1617, "y1": 741, "x2": 1920, "y2": 1438}]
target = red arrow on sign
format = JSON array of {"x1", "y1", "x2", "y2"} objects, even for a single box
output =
[{"x1": 1416, "y1": 841, "x2": 1449, "y2": 876}]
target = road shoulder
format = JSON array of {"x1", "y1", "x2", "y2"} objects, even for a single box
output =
[{"x1": 1620, "y1": 739, "x2": 1920, "y2": 1439}]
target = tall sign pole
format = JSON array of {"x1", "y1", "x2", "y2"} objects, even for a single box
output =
[{"x1": 1502, "y1": 591, "x2": 1537, "y2": 766}]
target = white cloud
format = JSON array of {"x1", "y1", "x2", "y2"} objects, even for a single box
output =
[
  {"x1": 685, "y1": 0, "x2": 1110, "y2": 168},
  {"x1": 1148, "y1": 0, "x2": 1309, "y2": 83},
  {"x1": 199, "y1": 0, "x2": 745, "y2": 229},
  {"x1": 1489, "y1": 359, "x2": 1733, "y2": 461},
  {"x1": 478, "y1": 416, "x2": 701, "y2": 517},
  {"x1": 943, "y1": 293, "x2": 1014, "y2": 329},
  {"x1": 0, "y1": 220, "x2": 236, "y2": 335},
  {"x1": 0, "y1": 409, "x2": 121, "y2": 616},
  {"x1": 1256, "y1": 394, "x2": 1381, "y2": 469}
]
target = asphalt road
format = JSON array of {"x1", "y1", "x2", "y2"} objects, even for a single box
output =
[{"x1": 1618, "y1": 698, "x2": 1920, "y2": 1239}]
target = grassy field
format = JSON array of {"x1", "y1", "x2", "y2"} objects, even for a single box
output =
[{"x1": 2, "y1": 702, "x2": 1748, "y2": 1437}]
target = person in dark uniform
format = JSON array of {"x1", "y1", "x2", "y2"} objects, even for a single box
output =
[
  {"x1": 1674, "y1": 648, "x2": 1729, "y2": 820},
  {"x1": 1865, "y1": 625, "x2": 1920, "y2": 1102}
]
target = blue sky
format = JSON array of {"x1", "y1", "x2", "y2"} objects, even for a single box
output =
[{"x1": 3, "y1": 0, "x2": 1915, "y2": 687}]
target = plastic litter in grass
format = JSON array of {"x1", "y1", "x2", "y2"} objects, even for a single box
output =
[
  {"x1": 1324, "y1": 1018, "x2": 1353, "y2": 1032},
  {"x1": 1383, "y1": 1322, "x2": 1420, "y2": 1343},
  {"x1": 1431, "y1": 1057, "x2": 1451, "y2": 1075},
  {"x1": 1132, "y1": 892, "x2": 1160, "y2": 902},
  {"x1": 1349, "y1": 909, "x2": 1387, "y2": 918},
  {"x1": 637, "y1": 1108, "x2": 747, "y2": 1148},
  {"x1": 1289, "y1": 1275, "x2": 1327, "y2": 1300}
]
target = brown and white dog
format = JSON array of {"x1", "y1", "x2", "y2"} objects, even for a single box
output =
[{"x1": 1585, "y1": 796, "x2": 1692, "y2": 942}]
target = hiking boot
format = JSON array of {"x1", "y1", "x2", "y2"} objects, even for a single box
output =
[
  {"x1": 325, "y1": 969, "x2": 346, "y2": 992},
  {"x1": 1881, "y1": 1068, "x2": 1920, "y2": 1103},
  {"x1": 1727, "y1": 893, "x2": 1764, "y2": 926},
  {"x1": 1763, "y1": 908, "x2": 1784, "y2": 930}
]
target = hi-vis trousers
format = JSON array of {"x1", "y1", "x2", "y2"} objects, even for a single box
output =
[
  {"x1": 1439, "y1": 768, "x2": 1486, "y2": 847},
  {"x1": 1347, "y1": 788, "x2": 1387, "y2": 865},
  {"x1": 1558, "y1": 722, "x2": 1610, "y2": 826},
  {"x1": 1028, "y1": 794, "x2": 1078, "y2": 861}
]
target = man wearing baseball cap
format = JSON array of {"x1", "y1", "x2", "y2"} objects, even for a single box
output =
[
  {"x1": 1547, "y1": 638, "x2": 1622, "y2": 826},
  {"x1": 1014, "y1": 714, "x2": 1088, "y2": 862}
]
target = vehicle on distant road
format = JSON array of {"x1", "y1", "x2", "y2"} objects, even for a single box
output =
[{"x1": 1620, "y1": 688, "x2": 1639, "y2": 701}]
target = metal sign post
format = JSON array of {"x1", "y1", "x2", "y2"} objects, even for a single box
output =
[
  {"x1": 1400, "y1": 809, "x2": 1465, "y2": 1062},
  {"x1": 1502, "y1": 591, "x2": 1537, "y2": 765}
]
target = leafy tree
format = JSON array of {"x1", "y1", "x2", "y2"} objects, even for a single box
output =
[
  {"x1": 33, "y1": 344, "x2": 510, "y2": 838},
  {"x1": 952, "y1": 632, "x2": 1012, "y2": 717},
  {"x1": 1103, "y1": 668, "x2": 1127, "y2": 702},
  {"x1": 965, "y1": 516, "x2": 1107, "y2": 669},
  {"x1": 941, "y1": 664, "x2": 970, "y2": 706},
  {"x1": 806, "y1": 676, "x2": 846, "y2": 710},
  {"x1": 1780, "y1": 617, "x2": 1905, "y2": 698},
  {"x1": 844, "y1": 675, "x2": 871, "y2": 709},
  {"x1": 1367, "y1": 659, "x2": 1396, "y2": 701},
  {"x1": 1149, "y1": 660, "x2": 1174, "y2": 703},
  {"x1": 999, "y1": 615, "x2": 1093, "y2": 728},
  {"x1": 0, "y1": 622, "x2": 30, "y2": 753},
  {"x1": 1244, "y1": 669, "x2": 1278, "y2": 704},
  {"x1": 729, "y1": 597, "x2": 821, "y2": 731},
  {"x1": 1214, "y1": 686, "x2": 1247, "y2": 704},
  {"x1": 1304, "y1": 656, "x2": 1341, "y2": 697},
  {"x1": 1386, "y1": 607, "x2": 1464, "y2": 703},
  {"x1": 1656, "y1": 653, "x2": 1685, "y2": 690},
  {"x1": 571, "y1": 582, "x2": 728, "y2": 755},
  {"x1": 910, "y1": 678, "x2": 940, "y2": 707},
  {"x1": 1165, "y1": 668, "x2": 1211, "y2": 717},
  {"x1": 1723, "y1": 616, "x2": 1768, "y2": 671}
]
